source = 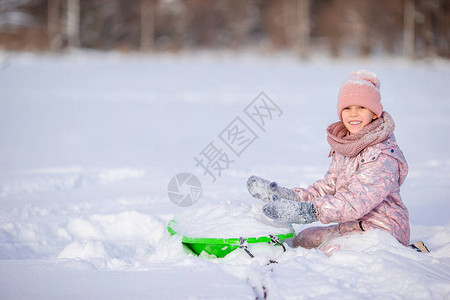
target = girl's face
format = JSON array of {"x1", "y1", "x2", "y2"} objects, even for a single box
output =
[{"x1": 341, "y1": 105, "x2": 378, "y2": 134}]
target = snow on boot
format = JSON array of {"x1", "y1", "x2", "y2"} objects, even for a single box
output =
[
  {"x1": 247, "y1": 175, "x2": 299, "y2": 203},
  {"x1": 262, "y1": 200, "x2": 318, "y2": 225}
]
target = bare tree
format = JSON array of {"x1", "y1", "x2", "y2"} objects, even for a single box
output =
[
  {"x1": 66, "y1": 0, "x2": 80, "y2": 47},
  {"x1": 435, "y1": 0, "x2": 450, "y2": 58},
  {"x1": 140, "y1": 0, "x2": 157, "y2": 51},
  {"x1": 296, "y1": 0, "x2": 310, "y2": 58},
  {"x1": 48, "y1": 0, "x2": 62, "y2": 50},
  {"x1": 315, "y1": 0, "x2": 345, "y2": 57},
  {"x1": 403, "y1": 0, "x2": 415, "y2": 58},
  {"x1": 344, "y1": 0, "x2": 373, "y2": 57}
]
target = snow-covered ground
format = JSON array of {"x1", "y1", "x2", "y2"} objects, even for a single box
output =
[{"x1": 0, "y1": 51, "x2": 449, "y2": 299}]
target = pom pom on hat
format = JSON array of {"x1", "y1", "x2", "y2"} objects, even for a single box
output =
[{"x1": 337, "y1": 70, "x2": 383, "y2": 120}]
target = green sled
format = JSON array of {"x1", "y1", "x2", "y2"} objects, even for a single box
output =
[{"x1": 167, "y1": 219, "x2": 295, "y2": 258}]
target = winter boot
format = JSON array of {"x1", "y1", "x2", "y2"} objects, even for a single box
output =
[{"x1": 409, "y1": 241, "x2": 430, "y2": 253}]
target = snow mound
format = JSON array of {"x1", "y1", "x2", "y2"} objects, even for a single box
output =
[
  {"x1": 66, "y1": 211, "x2": 165, "y2": 245},
  {"x1": 59, "y1": 239, "x2": 109, "y2": 260},
  {"x1": 57, "y1": 211, "x2": 168, "y2": 270},
  {"x1": 270, "y1": 229, "x2": 450, "y2": 299},
  {"x1": 171, "y1": 201, "x2": 293, "y2": 238}
]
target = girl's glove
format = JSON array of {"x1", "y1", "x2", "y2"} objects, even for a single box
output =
[
  {"x1": 247, "y1": 175, "x2": 300, "y2": 203},
  {"x1": 262, "y1": 200, "x2": 318, "y2": 224}
]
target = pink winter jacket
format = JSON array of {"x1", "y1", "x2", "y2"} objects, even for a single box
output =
[{"x1": 297, "y1": 134, "x2": 410, "y2": 246}]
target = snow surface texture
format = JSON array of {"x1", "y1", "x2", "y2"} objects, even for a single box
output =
[
  {"x1": 0, "y1": 52, "x2": 450, "y2": 299},
  {"x1": 172, "y1": 202, "x2": 292, "y2": 238}
]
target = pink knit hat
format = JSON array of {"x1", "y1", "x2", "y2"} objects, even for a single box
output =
[{"x1": 337, "y1": 70, "x2": 383, "y2": 120}]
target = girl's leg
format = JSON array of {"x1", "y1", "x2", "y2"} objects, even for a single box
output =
[
  {"x1": 292, "y1": 225, "x2": 339, "y2": 249},
  {"x1": 293, "y1": 221, "x2": 364, "y2": 252}
]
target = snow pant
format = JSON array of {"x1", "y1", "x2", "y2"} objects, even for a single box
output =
[{"x1": 293, "y1": 221, "x2": 365, "y2": 255}]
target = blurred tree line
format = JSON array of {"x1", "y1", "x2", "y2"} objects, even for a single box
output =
[{"x1": 0, "y1": 0, "x2": 448, "y2": 58}]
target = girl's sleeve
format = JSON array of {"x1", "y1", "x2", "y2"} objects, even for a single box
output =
[
  {"x1": 312, "y1": 152, "x2": 399, "y2": 224},
  {"x1": 295, "y1": 155, "x2": 339, "y2": 201}
]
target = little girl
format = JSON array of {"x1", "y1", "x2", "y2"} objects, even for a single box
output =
[{"x1": 247, "y1": 70, "x2": 410, "y2": 255}]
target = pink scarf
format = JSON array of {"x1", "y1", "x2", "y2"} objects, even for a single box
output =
[{"x1": 327, "y1": 112, "x2": 395, "y2": 157}]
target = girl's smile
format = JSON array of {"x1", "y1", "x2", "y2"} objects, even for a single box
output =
[{"x1": 341, "y1": 105, "x2": 377, "y2": 134}]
